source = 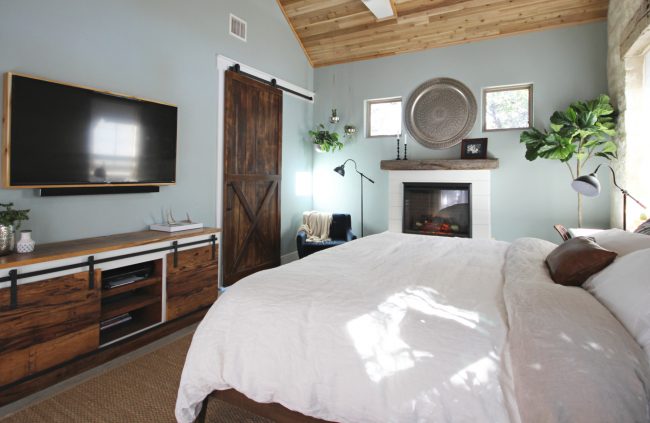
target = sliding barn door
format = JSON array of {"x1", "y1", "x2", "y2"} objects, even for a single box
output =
[{"x1": 223, "y1": 70, "x2": 282, "y2": 286}]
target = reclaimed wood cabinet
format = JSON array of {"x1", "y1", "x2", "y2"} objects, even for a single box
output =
[
  {"x1": 0, "y1": 228, "x2": 219, "y2": 405},
  {"x1": 0, "y1": 271, "x2": 100, "y2": 386},
  {"x1": 167, "y1": 245, "x2": 219, "y2": 321}
]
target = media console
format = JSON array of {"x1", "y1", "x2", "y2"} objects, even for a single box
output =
[{"x1": 0, "y1": 228, "x2": 220, "y2": 405}]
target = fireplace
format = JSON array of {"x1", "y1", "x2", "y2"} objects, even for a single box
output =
[
  {"x1": 387, "y1": 169, "x2": 490, "y2": 239},
  {"x1": 402, "y1": 182, "x2": 472, "y2": 238}
]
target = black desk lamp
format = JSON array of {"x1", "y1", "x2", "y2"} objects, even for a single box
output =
[
  {"x1": 334, "y1": 159, "x2": 375, "y2": 237},
  {"x1": 571, "y1": 164, "x2": 646, "y2": 230}
]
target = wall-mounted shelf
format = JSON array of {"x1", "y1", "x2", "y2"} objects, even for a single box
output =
[{"x1": 380, "y1": 159, "x2": 499, "y2": 171}]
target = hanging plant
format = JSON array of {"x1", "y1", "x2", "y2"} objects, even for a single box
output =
[{"x1": 309, "y1": 124, "x2": 343, "y2": 153}]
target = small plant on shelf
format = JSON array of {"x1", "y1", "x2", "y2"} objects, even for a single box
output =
[
  {"x1": 309, "y1": 124, "x2": 343, "y2": 153},
  {"x1": 0, "y1": 203, "x2": 29, "y2": 231}
]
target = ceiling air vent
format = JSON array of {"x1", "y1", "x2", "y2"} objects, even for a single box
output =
[{"x1": 229, "y1": 14, "x2": 247, "y2": 42}]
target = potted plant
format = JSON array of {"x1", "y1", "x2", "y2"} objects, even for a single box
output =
[
  {"x1": 520, "y1": 95, "x2": 617, "y2": 227},
  {"x1": 0, "y1": 203, "x2": 30, "y2": 256},
  {"x1": 344, "y1": 124, "x2": 358, "y2": 136},
  {"x1": 309, "y1": 124, "x2": 344, "y2": 153}
]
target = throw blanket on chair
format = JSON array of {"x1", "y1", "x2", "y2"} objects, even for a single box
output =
[{"x1": 298, "y1": 211, "x2": 332, "y2": 242}]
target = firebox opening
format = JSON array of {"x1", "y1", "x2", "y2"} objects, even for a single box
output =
[{"x1": 402, "y1": 182, "x2": 472, "y2": 238}]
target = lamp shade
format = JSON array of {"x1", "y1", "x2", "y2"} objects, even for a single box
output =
[
  {"x1": 333, "y1": 165, "x2": 345, "y2": 177},
  {"x1": 571, "y1": 173, "x2": 601, "y2": 197}
]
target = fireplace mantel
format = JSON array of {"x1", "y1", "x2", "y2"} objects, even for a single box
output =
[{"x1": 380, "y1": 159, "x2": 499, "y2": 171}]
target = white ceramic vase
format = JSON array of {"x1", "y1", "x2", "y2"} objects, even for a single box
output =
[{"x1": 16, "y1": 230, "x2": 35, "y2": 254}]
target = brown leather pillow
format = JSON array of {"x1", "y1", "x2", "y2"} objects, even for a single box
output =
[{"x1": 546, "y1": 237, "x2": 617, "y2": 286}]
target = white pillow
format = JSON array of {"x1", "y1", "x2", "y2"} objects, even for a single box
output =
[
  {"x1": 593, "y1": 229, "x2": 650, "y2": 256},
  {"x1": 584, "y1": 248, "x2": 650, "y2": 362}
]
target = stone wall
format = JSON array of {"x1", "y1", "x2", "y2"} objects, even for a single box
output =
[{"x1": 607, "y1": 0, "x2": 646, "y2": 228}]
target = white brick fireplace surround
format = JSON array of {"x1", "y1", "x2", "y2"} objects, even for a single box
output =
[{"x1": 387, "y1": 170, "x2": 492, "y2": 239}]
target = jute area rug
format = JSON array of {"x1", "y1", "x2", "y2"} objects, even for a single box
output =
[{"x1": 1, "y1": 335, "x2": 272, "y2": 423}]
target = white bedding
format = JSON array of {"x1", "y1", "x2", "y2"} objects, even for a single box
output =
[{"x1": 175, "y1": 232, "x2": 650, "y2": 423}]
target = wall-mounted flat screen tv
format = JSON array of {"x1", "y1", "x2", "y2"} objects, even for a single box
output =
[{"x1": 3, "y1": 73, "x2": 177, "y2": 188}]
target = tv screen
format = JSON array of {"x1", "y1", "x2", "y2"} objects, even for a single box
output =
[{"x1": 5, "y1": 74, "x2": 177, "y2": 187}]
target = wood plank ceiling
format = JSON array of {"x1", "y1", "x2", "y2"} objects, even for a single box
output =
[{"x1": 276, "y1": 0, "x2": 609, "y2": 67}]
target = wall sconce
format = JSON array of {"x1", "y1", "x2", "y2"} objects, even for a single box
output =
[
  {"x1": 344, "y1": 125, "x2": 357, "y2": 136},
  {"x1": 329, "y1": 109, "x2": 340, "y2": 124}
]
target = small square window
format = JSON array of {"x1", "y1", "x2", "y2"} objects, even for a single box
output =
[
  {"x1": 483, "y1": 84, "x2": 533, "y2": 131},
  {"x1": 366, "y1": 97, "x2": 402, "y2": 137}
]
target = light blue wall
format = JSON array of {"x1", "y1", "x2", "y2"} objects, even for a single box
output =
[
  {"x1": 0, "y1": 2, "x2": 611, "y2": 250},
  {"x1": 312, "y1": 23, "x2": 611, "y2": 242},
  {"x1": 0, "y1": 0, "x2": 313, "y2": 255},
  {"x1": 281, "y1": 96, "x2": 313, "y2": 254}
]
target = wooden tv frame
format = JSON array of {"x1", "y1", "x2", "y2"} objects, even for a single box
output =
[{"x1": 2, "y1": 72, "x2": 178, "y2": 189}]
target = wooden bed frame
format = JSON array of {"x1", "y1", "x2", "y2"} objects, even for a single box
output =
[{"x1": 197, "y1": 389, "x2": 333, "y2": 423}]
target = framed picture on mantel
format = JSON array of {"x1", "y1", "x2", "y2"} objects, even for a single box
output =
[{"x1": 461, "y1": 138, "x2": 488, "y2": 159}]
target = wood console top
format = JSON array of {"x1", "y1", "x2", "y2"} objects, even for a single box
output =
[{"x1": 0, "y1": 228, "x2": 221, "y2": 270}]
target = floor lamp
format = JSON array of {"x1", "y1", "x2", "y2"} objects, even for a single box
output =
[
  {"x1": 333, "y1": 159, "x2": 375, "y2": 237},
  {"x1": 571, "y1": 164, "x2": 646, "y2": 230}
]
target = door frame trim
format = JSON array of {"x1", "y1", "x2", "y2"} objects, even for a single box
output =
[{"x1": 215, "y1": 55, "x2": 314, "y2": 287}]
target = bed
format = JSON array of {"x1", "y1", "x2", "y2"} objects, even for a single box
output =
[{"x1": 175, "y1": 232, "x2": 650, "y2": 423}]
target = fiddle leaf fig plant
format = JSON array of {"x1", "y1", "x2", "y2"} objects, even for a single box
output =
[
  {"x1": 520, "y1": 94, "x2": 618, "y2": 227},
  {"x1": 0, "y1": 203, "x2": 29, "y2": 231},
  {"x1": 309, "y1": 123, "x2": 344, "y2": 153}
]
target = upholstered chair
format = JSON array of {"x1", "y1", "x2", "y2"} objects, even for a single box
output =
[{"x1": 297, "y1": 214, "x2": 357, "y2": 259}]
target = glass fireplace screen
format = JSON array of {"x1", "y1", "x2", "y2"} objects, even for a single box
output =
[{"x1": 402, "y1": 182, "x2": 471, "y2": 238}]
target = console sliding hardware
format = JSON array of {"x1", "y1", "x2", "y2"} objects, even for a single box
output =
[
  {"x1": 9, "y1": 269, "x2": 17, "y2": 309},
  {"x1": 172, "y1": 241, "x2": 179, "y2": 268},
  {"x1": 88, "y1": 255, "x2": 95, "y2": 289},
  {"x1": 0, "y1": 235, "x2": 218, "y2": 290}
]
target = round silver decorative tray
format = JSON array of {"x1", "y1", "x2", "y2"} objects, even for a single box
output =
[{"x1": 405, "y1": 78, "x2": 477, "y2": 149}]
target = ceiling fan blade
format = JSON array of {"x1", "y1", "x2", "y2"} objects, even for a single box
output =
[{"x1": 361, "y1": 0, "x2": 396, "y2": 20}]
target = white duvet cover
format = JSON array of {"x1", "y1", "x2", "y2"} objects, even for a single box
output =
[{"x1": 175, "y1": 232, "x2": 650, "y2": 423}]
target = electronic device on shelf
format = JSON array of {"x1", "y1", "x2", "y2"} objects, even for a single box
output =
[
  {"x1": 100, "y1": 313, "x2": 132, "y2": 331},
  {"x1": 102, "y1": 262, "x2": 155, "y2": 290}
]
